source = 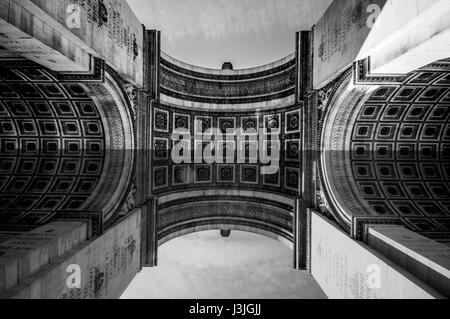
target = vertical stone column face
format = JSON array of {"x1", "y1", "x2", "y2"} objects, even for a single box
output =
[
  {"x1": 310, "y1": 210, "x2": 444, "y2": 299},
  {"x1": 137, "y1": 30, "x2": 160, "y2": 267},
  {"x1": 293, "y1": 198, "x2": 304, "y2": 269},
  {"x1": 0, "y1": 221, "x2": 89, "y2": 297},
  {"x1": 294, "y1": 31, "x2": 313, "y2": 270},
  {"x1": 0, "y1": 0, "x2": 145, "y2": 85},
  {"x1": 366, "y1": 225, "x2": 450, "y2": 297},
  {"x1": 141, "y1": 198, "x2": 158, "y2": 268},
  {"x1": 0, "y1": 210, "x2": 141, "y2": 299}
]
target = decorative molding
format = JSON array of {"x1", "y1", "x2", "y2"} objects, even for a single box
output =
[
  {"x1": 158, "y1": 201, "x2": 293, "y2": 243},
  {"x1": 317, "y1": 83, "x2": 333, "y2": 115},
  {"x1": 58, "y1": 57, "x2": 105, "y2": 82},
  {"x1": 305, "y1": 208, "x2": 312, "y2": 273},
  {"x1": 316, "y1": 68, "x2": 355, "y2": 234},
  {"x1": 52, "y1": 210, "x2": 103, "y2": 237},
  {"x1": 158, "y1": 194, "x2": 293, "y2": 213},
  {"x1": 353, "y1": 216, "x2": 403, "y2": 241},
  {"x1": 160, "y1": 56, "x2": 296, "y2": 104},
  {"x1": 83, "y1": 74, "x2": 135, "y2": 228},
  {"x1": 161, "y1": 56, "x2": 296, "y2": 81},
  {"x1": 150, "y1": 103, "x2": 301, "y2": 197},
  {"x1": 160, "y1": 87, "x2": 295, "y2": 105},
  {"x1": 124, "y1": 83, "x2": 138, "y2": 118},
  {"x1": 353, "y1": 57, "x2": 407, "y2": 85},
  {"x1": 285, "y1": 109, "x2": 301, "y2": 134}
]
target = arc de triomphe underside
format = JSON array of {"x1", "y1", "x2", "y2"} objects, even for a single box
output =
[{"x1": 0, "y1": 0, "x2": 449, "y2": 299}]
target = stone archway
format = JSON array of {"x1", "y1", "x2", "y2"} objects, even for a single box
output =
[
  {"x1": 320, "y1": 58, "x2": 450, "y2": 241},
  {"x1": 0, "y1": 60, "x2": 136, "y2": 236},
  {"x1": 158, "y1": 200, "x2": 294, "y2": 247}
]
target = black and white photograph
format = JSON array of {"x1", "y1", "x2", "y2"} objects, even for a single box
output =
[{"x1": 0, "y1": 0, "x2": 449, "y2": 305}]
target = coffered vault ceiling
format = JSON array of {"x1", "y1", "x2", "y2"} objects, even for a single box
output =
[
  {"x1": 351, "y1": 66, "x2": 450, "y2": 233},
  {"x1": 126, "y1": 0, "x2": 332, "y2": 69},
  {"x1": 0, "y1": 67, "x2": 106, "y2": 224}
]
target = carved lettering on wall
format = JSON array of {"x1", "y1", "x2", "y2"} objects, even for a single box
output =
[
  {"x1": 69, "y1": 0, "x2": 138, "y2": 59},
  {"x1": 62, "y1": 235, "x2": 137, "y2": 299}
]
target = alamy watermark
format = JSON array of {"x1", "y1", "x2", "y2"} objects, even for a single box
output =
[
  {"x1": 66, "y1": 264, "x2": 82, "y2": 289},
  {"x1": 66, "y1": 4, "x2": 81, "y2": 29},
  {"x1": 366, "y1": 264, "x2": 382, "y2": 289},
  {"x1": 170, "y1": 121, "x2": 280, "y2": 175},
  {"x1": 65, "y1": 3, "x2": 382, "y2": 30},
  {"x1": 367, "y1": 4, "x2": 382, "y2": 29}
]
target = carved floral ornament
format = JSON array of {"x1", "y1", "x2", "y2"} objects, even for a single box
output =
[
  {"x1": 118, "y1": 185, "x2": 137, "y2": 216},
  {"x1": 124, "y1": 83, "x2": 138, "y2": 115},
  {"x1": 317, "y1": 84, "x2": 334, "y2": 113}
]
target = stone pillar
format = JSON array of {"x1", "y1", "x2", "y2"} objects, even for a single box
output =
[
  {"x1": 0, "y1": 0, "x2": 144, "y2": 85},
  {"x1": 0, "y1": 221, "x2": 88, "y2": 297},
  {"x1": 0, "y1": 210, "x2": 141, "y2": 299},
  {"x1": 141, "y1": 197, "x2": 158, "y2": 267},
  {"x1": 137, "y1": 29, "x2": 160, "y2": 268},
  {"x1": 310, "y1": 210, "x2": 444, "y2": 299},
  {"x1": 294, "y1": 30, "x2": 315, "y2": 270},
  {"x1": 366, "y1": 225, "x2": 450, "y2": 298},
  {"x1": 312, "y1": 0, "x2": 450, "y2": 89},
  {"x1": 293, "y1": 198, "x2": 307, "y2": 270}
]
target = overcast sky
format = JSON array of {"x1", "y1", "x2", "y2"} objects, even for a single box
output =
[
  {"x1": 121, "y1": 231, "x2": 325, "y2": 299},
  {"x1": 126, "y1": 0, "x2": 332, "y2": 69}
]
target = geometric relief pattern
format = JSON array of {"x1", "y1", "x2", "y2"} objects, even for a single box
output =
[
  {"x1": 351, "y1": 66, "x2": 450, "y2": 234},
  {"x1": 285, "y1": 109, "x2": 300, "y2": 134},
  {"x1": 158, "y1": 201, "x2": 293, "y2": 242},
  {"x1": 152, "y1": 103, "x2": 301, "y2": 196},
  {"x1": 0, "y1": 67, "x2": 105, "y2": 226},
  {"x1": 160, "y1": 58, "x2": 296, "y2": 104},
  {"x1": 154, "y1": 108, "x2": 169, "y2": 133},
  {"x1": 264, "y1": 114, "x2": 281, "y2": 135}
]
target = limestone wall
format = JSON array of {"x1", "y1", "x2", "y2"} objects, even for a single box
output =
[
  {"x1": 0, "y1": 0, "x2": 144, "y2": 85},
  {"x1": 310, "y1": 210, "x2": 443, "y2": 299},
  {"x1": 313, "y1": 0, "x2": 449, "y2": 88},
  {"x1": 0, "y1": 209, "x2": 141, "y2": 299}
]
